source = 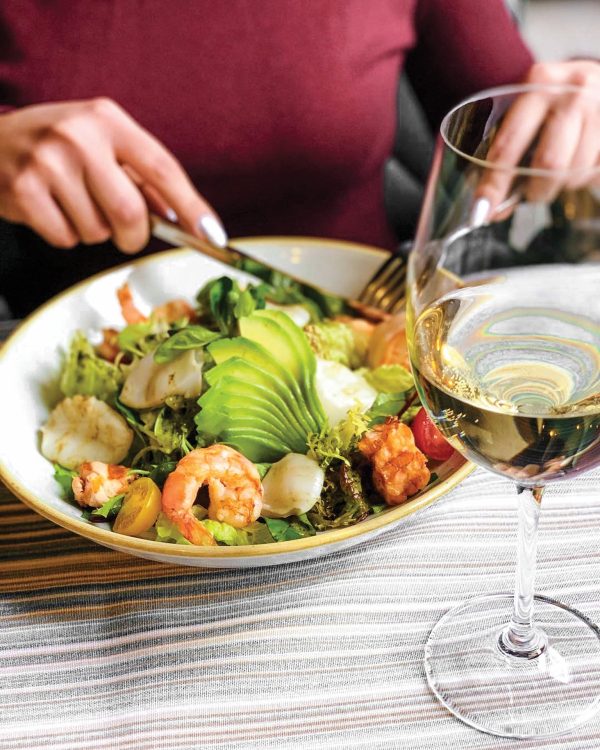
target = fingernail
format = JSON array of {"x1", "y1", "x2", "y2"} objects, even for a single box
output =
[
  {"x1": 469, "y1": 197, "x2": 491, "y2": 228},
  {"x1": 165, "y1": 207, "x2": 178, "y2": 223},
  {"x1": 198, "y1": 214, "x2": 228, "y2": 248}
]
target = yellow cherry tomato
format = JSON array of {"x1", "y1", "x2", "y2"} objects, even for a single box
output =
[{"x1": 113, "y1": 477, "x2": 162, "y2": 537}]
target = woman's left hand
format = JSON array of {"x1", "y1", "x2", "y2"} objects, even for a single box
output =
[{"x1": 477, "y1": 60, "x2": 600, "y2": 211}]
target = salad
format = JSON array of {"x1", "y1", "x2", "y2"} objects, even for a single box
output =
[{"x1": 41, "y1": 262, "x2": 454, "y2": 547}]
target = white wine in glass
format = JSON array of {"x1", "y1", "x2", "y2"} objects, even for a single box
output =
[{"x1": 407, "y1": 83, "x2": 600, "y2": 738}]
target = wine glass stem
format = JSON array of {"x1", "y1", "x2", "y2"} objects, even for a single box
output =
[{"x1": 498, "y1": 485, "x2": 548, "y2": 659}]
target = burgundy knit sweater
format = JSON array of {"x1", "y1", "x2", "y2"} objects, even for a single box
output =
[{"x1": 0, "y1": 1, "x2": 532, "y2": 311}]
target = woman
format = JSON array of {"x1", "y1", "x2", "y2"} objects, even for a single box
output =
[{"x1": 0, "y1": 0, "x2": 597, "y2": 315}]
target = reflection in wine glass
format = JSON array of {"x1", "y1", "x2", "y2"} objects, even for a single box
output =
[{"x1": 407, "y1": 83, "x2": 600, "y2": 738}]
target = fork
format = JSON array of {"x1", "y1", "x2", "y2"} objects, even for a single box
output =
[{"x1": 358, "y1": 194, "x2": 520, "y2": 314}]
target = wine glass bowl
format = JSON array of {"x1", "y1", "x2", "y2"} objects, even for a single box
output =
[{"x1": 407, "y1": 83, "x2": 600, "y2": 738}]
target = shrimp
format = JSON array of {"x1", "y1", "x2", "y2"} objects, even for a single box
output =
[
  {"x1": 72, "y1": 461, "x2": 136, "y2": 508},
  {"x1": 161, "y1": 445, "x2": 263, "y2": 545},
  {"x1": 367, "y1": 312, "x2": 410, "y2": 370},
  {"x1": 117, "y1": 283, "x2": 196, "y2": 325},
  {"x1": 41, "y1": 395, "x2": 134, "y2": 470},
  {"x1": 359, "y1": 417, "x2": 430, "y2": 505},
  {"x1": 117, "y1": 283, "x2": 147, "y2": 325},
  {"x1": 96, "y1": 328, "x2": 120, "y2": 362}
]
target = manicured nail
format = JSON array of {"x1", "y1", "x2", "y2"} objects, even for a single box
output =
[
  {"x1": 198, "y1": 214, "x2": 228, "y2": 248},
  {"x1": 469, "y1": 197, "x2": 491, "y2": 228},
  {"x1": 165, "y1": 207, "x2": 178, "y2": 223}
]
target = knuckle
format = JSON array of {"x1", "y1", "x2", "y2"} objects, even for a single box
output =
[
  {"x1": 87, "y1": 96, "x2": 122, "y2": 120},
  {"x1": 50, "y1": 114, "x2": 87, "y2": 144},
  {"x1": 527, "y1": 62, "x2": 555, "y2": 84},
  {"x1": 30, "y1": 141, "x2": 59, "y2": 173},
  {"x1": 146, "y1": 152, "x2": 178, "y2": 184},
  {"x1": 10, "y1": 170, "x2": 37, "y2": 204},
  {"x1": 112, "y1": 197, "x2": 146, "y2": 227}
]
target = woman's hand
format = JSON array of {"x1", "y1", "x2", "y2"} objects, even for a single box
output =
[
  {"x1": 0, "y1": 98, "x2": 226, "y2": 252},
  {"x1": 477, "y1": 60, "x2": 600, "y2": 214}
]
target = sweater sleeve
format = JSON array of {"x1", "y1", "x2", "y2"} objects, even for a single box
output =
[{"x1": 407, "y1": 0, "x2": 534, "y2": 128}]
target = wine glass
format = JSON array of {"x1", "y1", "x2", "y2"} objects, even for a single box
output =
[{"x1": 407, "y1": 82, "x2": 600, "y2": 738}]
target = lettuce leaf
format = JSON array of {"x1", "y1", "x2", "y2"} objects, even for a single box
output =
[
  {"x1": 53, "y1": 463, "x2": 77, "y2": 501},
  {"x1": 364, "y1": 364, "x2": 414, "y2": 394},
  {"x1": 307, "y1": 408, "x2": 369, "y2": 470},
  {"x1": 304, "y1": 321, "x2": 361, "y2": 368},
  {"x1": 154, "y1": 512, "x2": 192, "y2": 544},
  {"x1": 60, "y1": 332, "x2": 123, "y2": 403},
  {"x1": 153, "y1": 326, "x2": 221, "y2": 364},
  {"x1": 202, "y1": 519, "x2": 274, "y2": 546},
  {"x1": 90, "y1": 493, "x2": 124, "y2": 520},
  {"x1": 263, "y1": 515, "x2": 315, "y2": 541},
  {"x1": 154, "y1": 512, "x2": 273, "y2": 546}
]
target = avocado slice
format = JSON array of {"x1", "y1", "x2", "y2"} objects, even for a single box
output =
[
  {"x1": 199, "y1": 376, "x2": 307, "y2": 446},
  {"x1": 239, "y1": 310, "x2": 327, "y2": 428},
  {"x1": 198, "y1": 398, "x2": 306, "y2": 454},
  {"x1": 220, "y1": 427, "x2": 291, "y2": 463},
  {"x1": 208, "y1": 340, "x2": 317, "y2": 434}
]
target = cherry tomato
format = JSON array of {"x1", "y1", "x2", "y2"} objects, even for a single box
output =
[
  {"x1": 113, "y1": 477, "x2": 162, "y2": 537},
  {"x1": 410, "y1": 407, "x2": 455, "y2": 461}
]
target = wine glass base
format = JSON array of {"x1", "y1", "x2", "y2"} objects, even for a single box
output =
[{"x1": 425, "y1": 594, "x2": 600, "y2": 738}]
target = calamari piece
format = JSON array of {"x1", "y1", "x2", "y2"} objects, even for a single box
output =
[
  {"x1": 120, "y1": 349, "x2": 204, "y2": 409},
  {"x1": 41, "y1": 395, "x2": 133, "y2": 470}
]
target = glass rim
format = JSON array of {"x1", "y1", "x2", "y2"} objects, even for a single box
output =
[{"x1": 440, "y1": 82, "x2": 600, "y2": 179}]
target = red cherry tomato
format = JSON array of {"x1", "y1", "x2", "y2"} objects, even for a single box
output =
[{"x1": 410, "y1": 407, "x2": 455, "y2": 461}]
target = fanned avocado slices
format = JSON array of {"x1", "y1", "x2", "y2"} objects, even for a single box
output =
[{"x1": 196, "y1": 311, "x2": 327, "y2": 463}]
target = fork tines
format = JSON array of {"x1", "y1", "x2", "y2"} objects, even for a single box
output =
[{"x1": 358, "y1": 253, "x2": 407, "y2": 314}]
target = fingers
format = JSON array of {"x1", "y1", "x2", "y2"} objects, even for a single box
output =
[
  {"x1": 106, "y1": 107, "x2": 227, "y2": 245},
  {"x1": 5, "y1": 170, "x2": 79, "y2": 248},
  {"x1": 526, "y1": 102, "x2": 584, "y2": 201},
  {"x1": 85, "y1": 150, "x2": 150, "y2": 253},
  {"x1": 476, "y1": 92, "x2": 549, "y2": 210},
  {"x1": 40, "y1": 150, "x2": 113, "y2": 246}
]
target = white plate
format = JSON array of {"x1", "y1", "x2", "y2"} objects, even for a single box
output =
[{"x1": 0, "y1": 238, "x2": 470, "y2": 567}]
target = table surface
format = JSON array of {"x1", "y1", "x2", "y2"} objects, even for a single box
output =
[{"x1": 2, "y1": 464, "x2": 600, "y2": 750}]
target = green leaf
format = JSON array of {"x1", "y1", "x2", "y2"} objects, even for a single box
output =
[
  {"x1": 264, "y1": 515, "x2": 315, "y2": 542},
  {"x1": 307, "y1": 408, "x2": 370, "y2": 470},
  {"x1": 117, "y1": 321, "x2": 155, "y2": 357},
  {"x1": 153, "y1": 326, "x2": 221, "y2": 364},
  {"x1": 365, "y1": 364, "x2": 414, "y2": 394},
  {"x1": 60, "y1": 331, "x2": 123, "y2": 403},
  {"x1": 53, "y1": 464, "x2": 77, "y2": 501},
  {"x1": 304, "y1": 321, "x2": 362, "y2": 368},
  {"x1": 233, "y1": 288, "x2": 259, "y2": 319},
  {"x1": 90, "y1": 493, "x2": 124, "y2": 519},
  {"x1": 148, "y1": 460, "x2": 178, "y2": 486},
  {"x1": 201, "y1": 519, "x2": 274, "y2": 546},
  {"x1": 366, "y1": 392, "x2": 410, "y2": 425},
  {"x1": 399, "y1": 403, "x2": 422, "y2": 424},
  {"x1": 154, "y1": 512, "x2": 192, "y2": 545}
]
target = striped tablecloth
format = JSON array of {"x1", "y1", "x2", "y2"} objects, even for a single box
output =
[{"x1": 2, "y1": 466, "x2": 600, "y2": 750}]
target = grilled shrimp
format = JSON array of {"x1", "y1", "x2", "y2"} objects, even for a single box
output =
[
  {"x1": 117, "y1": 283, "x2": 196, "y2": 325},
  {"x1": 72, "y1": 461, "x2": 136, "y2": 508},
  {"x1": 359, "y1": 417, "x2": 429, "y2": 505},
  {"x1": 367, "y1": 313, "x2": 410, "y2": 370},
  {"x1": 41, "y1": 395, "x2": 134, "y2": 470},
  {"x1": 161, "y1": 445, "x2": 263, "y2": 545}
]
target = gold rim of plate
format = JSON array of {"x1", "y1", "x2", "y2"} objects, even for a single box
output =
[{"x1": 0, "y1": 242, "x2": 474, "y2": 559}]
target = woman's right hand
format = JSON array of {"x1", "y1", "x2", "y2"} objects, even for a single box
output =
[{"x1": 0, "y1": 98, "x2": 226, "y2": 252}]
